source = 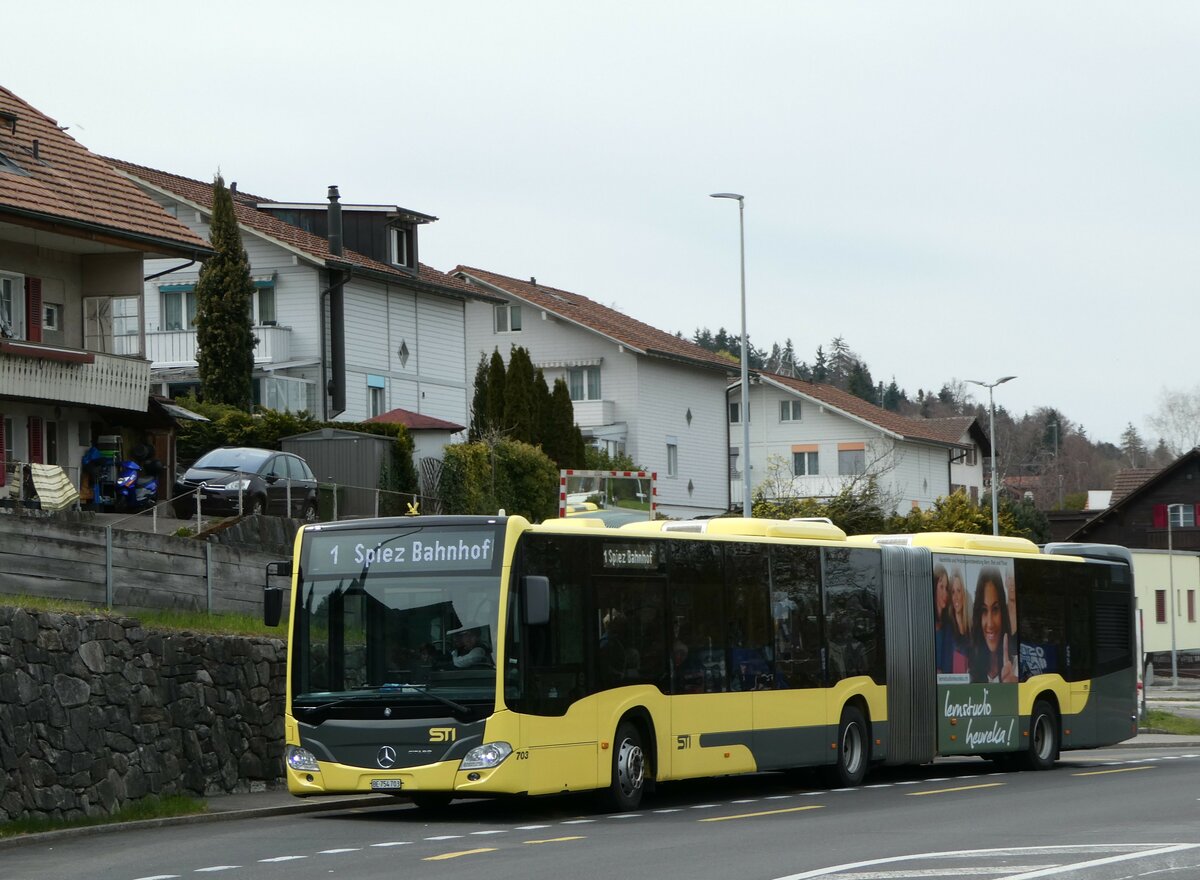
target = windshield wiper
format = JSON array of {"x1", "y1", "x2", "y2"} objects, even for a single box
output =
[{"x1": 295, "y1": 685, "x2": 470, "y2": 717}]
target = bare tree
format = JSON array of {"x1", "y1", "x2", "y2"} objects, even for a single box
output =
[{"x1": 1148, "y1": 385, "x2": 1200, "y2": 456}]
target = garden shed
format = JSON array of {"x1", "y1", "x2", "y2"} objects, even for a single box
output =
[{"x1": 281, "y1": 427, "x2": 401, "y2": 518}]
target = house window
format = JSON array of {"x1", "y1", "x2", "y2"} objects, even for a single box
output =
[
  {"x1": 965, "y1": 447, "x2": 978, "y2": 466},
  {"x1": 111, "y1": 297, "x2": 141, "y2": 356},
  {"x1": 0, "y1": 272, "x2": 23, "y2": 339},
  {"x1": 1169, "y1": 505, "x2": 1196, "y2": 528},
  {"x1": 666, "y1": 443, "x2": 678, "y2": 477},
  {"x1": 780, "y1": 400, "x2": 802, "y2": 421},
  {"x1": 3, "y1": 416, "x2": 12, "y2": 466},
  {"x1": 729, "y1": 448, "x2": 740, "y2": 479},
  {"x1": 43, "y1": 302, "x2": 62, "y2": 332},
  {"x1": 255, "y1": 283, "x2": 276, "y2": 325},
  {"x1": 838, "y1": 445, "x2": 865, "y2": 476},
  {"x1": 390, "y1": 226, "x2": 411, "y2": 268},
  {"x1": 568, "y1": 366, "x2": 601, "y2": 401},
  {"x1": 793, "y1": 451, "x2": 818, "y2": 476},
  {"x1": 367, "y1": 375, "x2": 387, "y2": 418},
  {"x1": 1156, "y1": 589, "x2": 1166, "y2": 624},
  {"x1": 162, "y1": 286, "x2": 197, "y2": 331},
  {"x1": 494, "y1": 303, "x2": 522, "y2": 333},
  {"x1": 728, "y1": 401, "x2": 741, "y2": 424}
]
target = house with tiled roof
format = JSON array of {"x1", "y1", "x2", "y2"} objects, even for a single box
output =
[
  {"x1": 454, "y1": 267, "x2": 738, "y2": 518},
  {"x1": 108, "y1": 158, "x2": 486, "y2": 430},
  {"x1": 0, "y1": 86, "x2": 211, "y2": 496},
  {"x1": 735, "y1": 372, "x2": 980, "y2": 514}
]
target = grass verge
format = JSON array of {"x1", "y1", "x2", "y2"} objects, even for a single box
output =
[
  {"x1": 1143, "y1": 708, "x2": 1200, "y2": 736},
  {"x1": 1, "y1": 595, "x2": 282, "y2": 638},
  {"x1": 0, "y1": 795, "x2": 207, "y2": 839}
]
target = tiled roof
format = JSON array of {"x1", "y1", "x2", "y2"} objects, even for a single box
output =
[
  {"x1": 764, "y1": 373, "x2": 967, "y2": 447},
  {"x1": 0, "y1": 87, "x2": 209, "y2": 256},
  {"x1": 106, "y1": 158, "x2": 480, "y2": 298},
  {"x1": 921, "y1": 416, "x2": 977, "y2": 444},
  {"x1": 364, "y1": 408, "x2": 464, "y2": 432},
  {"x1": 454, "y1": 266, "x2": 739, "y2": 373},
  {"x1": 1110, "y1": 467, "x2": 1160, "y2": 504}
]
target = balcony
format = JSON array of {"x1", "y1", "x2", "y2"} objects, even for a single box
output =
[
  {"x1": 146, "y1": 325, "x2": 292, "y2": 369},
  {"x1": 0, "y1": 340, "x2": 150, "y2": 412},
  {"x1": 573, "y1": 399, "x2": 616, "y2": 427}
]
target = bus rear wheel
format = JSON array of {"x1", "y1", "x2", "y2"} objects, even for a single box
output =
[
  {"x1": 827, "y1": 705, "x2": 869, "y2": 787},
  {"x1": 1022, "y1": 699, "x2": 1059, "y2": 771},
  {"x1": 600, "y1": 721, "x2": 646, "y2": 812}
]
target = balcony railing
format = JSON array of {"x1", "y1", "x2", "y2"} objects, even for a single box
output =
[
  {"x1": 0, "y1": 341, "x2": 150, "y2": 412},
  {"x1": 146, "y1": 325, "x2": 292, "y2": 369},
  {"x1": 573, "y1": 399, "x2": 616, "y2": 427}
]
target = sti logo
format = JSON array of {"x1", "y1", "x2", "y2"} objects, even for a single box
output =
[{"x1": 429, "y1": 727, "x2": 457, "y2": 742}]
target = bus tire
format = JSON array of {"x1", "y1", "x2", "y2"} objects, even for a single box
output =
[
  {"x1": 1023, "y1": 699, "x2": 1059, "y2": 771},
  {"x1": 827, "y1": 705, "x2": 869, "y2": 787},
  {"x1": 600, "y1": 721, "x2": 646, "y2": 812}
]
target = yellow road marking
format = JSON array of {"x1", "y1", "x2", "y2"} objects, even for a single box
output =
[
  {"x1": 906, "y1": 782, "x2": 1005, "y2": 797},
  {"x1": 1073, "y1": 766, "x2": 1154, "y2": 777},
  {"x1": 525, "y1": 836, "x2": 586, "y2": 844},
  {"x1": 700, "y1": 804, "x2": 825, "y2": 822},
  {"x1": 423, "y1": 848, "x2": 497, "y2": 861}
]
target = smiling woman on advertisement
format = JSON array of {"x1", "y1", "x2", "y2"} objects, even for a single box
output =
[{"x1": 970, "y1": 566, "x2": 1018, "y2": 683}]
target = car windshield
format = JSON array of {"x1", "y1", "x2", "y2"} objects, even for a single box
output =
[
  {"x1": 293, "y1": 523, "x2": 505, "y2": 714},
  {"x1": 193, "y1": 448, "x2": 272, "y2": 471}
]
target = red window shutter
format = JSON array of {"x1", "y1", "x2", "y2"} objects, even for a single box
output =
[
  {"x1": 27, "y1": 415, "x2": 43, "y2": 464},
  {"x1": 1155, "y1": 590, "x2": 1166, "y2": 623},
  {"x1": 0, "y1": 415, "x2": 5, "y2": 487},
  {"x1": 25, "y1": 276, "x2": 42, "y2": 343},
  {"x1": 1152, "y1": 504, "x2": 1167, "y2": 529}
]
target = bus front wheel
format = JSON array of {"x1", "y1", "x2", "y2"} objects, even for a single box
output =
[
  {"x1": 828, "y1": 705, "x2": 869, "y2": 787},
  {"x1": 600, "y1": 721, "x2": 646, "y2": 812},
  {"x1": 1023, "y1": 700, "x2": 1059, "y2": 771}
]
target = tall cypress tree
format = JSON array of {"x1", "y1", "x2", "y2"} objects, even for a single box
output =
[
  {"x1": 195, "y1": 174, "x2": 256, "y2": 408},
  {"x1": 485, "y1": 349, "x2": 506, "y2": 436},
  {"x1": 547, "y1": 377, "x2": 576, "y2": 468},
  {"x1": 503, "y1": 346, "x2": 536, "y2": 444},
  {"x1": 469, "y1": 353, "x2": 490, "y2": 441},
  {"x1": 533, "y1": 367, "x2": 553, "y2": 451}
]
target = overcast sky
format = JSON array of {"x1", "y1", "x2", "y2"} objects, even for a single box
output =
[{"x1": 8, "y1": 2, "x2": 1198, "y2": 446}]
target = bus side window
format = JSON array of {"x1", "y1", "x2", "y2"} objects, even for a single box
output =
[
  {"x1": 770, "y1": 545, "x2": 822, "y2": 689},
  {"x1": 669, "y1": 540, "x2": 728, "y2": 693}
]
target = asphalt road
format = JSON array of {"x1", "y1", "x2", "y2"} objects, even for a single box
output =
[{"x1": 5, "y1": 746, "x2": 1198, "y2": 880}]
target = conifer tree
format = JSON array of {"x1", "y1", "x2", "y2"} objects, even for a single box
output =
[
  {"x1": 486, "y1": 349, "x2": 507, "y2": 435},
  {"x1": 469, "y1": 353, "x2": 490, "y2": 441},
  {"x1": 546, "y1": 377, "x2": 577, "y2": 469},
  {"x1": 533, "y1": 367, "x2": 553, "y2": 452},
  {"x1": 195, "y1": 174, "x2": 256, "y2": 407},
  {"x1": 503, "y1": 346, "x2": 536, "y2": 444}
]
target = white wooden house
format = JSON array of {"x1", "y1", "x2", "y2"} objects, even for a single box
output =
[
  {"x1": 455, "y1": 268, "x2": 737, "y2": 519},
  {"x1": 108, "y1": 160, "x2": 484, "y2": 428}
]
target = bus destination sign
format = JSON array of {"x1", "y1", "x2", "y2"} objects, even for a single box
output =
[
  {"x1": 602, "y1": 542, "x2": 659, "y2": 570},
  {"x1": 305, "y1": 527, "x2": 501, "y2": 577}
]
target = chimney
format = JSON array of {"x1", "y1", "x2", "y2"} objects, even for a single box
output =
[
  {"x1": 530, "y1": 277, "x2": 536, "y2": 285},
  {"x1": 327, "y1": 185, "x2": 343, "y2": 256}
]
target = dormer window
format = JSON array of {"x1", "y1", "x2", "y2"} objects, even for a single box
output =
[
  {"x1": 494, "y1": 303, "x2": 522, "y2": 333},
  {"x1": 390, "y1": 225, "x2": 412, "y2": 268}
]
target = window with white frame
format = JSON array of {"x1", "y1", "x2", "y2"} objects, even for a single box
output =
[
  {"x1": 255, "y1": 283, "x2": 276, "y2": 325},
  {"x1": 110, "y1": 296, "x2": 141, "y2": 356},
  {"x1": 568, "y1": 366, "x2": 601, "y2": 401},
  {"x1": 965, "y1": 447, "x2": 978, "y2": 466},
  {"x1": 494, "y1": 303, "x2": 522, "y2": 333},
  {"x1": 666, "y1": 442, "x2": 678, "y2": 477},
  {"x1": 367, "y1": 375, "x2": 387, "y2": 418},
  {"x1": 0, "y1": 272, "x2": 24, "y2": 339},
  {"x1": 780, "y1": 399, "x2": 802, "y2": 421},
  {"x1": 792, "y1": 450, "x2": 818, "y2": 476},
  {"x1": 43, "y1": 302, "x2": 62, "y2": 332},
  {"x1": 161, "y1": 286, "x2": 197, "y2": 331},
  {"x1": 390, "y1": 226, "x2": 411, "y2": 268},
  {"x1": 1169, "y1": 504, "x2": 1196, "y2": 528},
  {"x1": 728, "y1": 401, "x2": 741, "y2": 424}
]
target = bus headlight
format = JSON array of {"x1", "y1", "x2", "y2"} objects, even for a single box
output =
[
  {"x1": 460, "y1": 742, "x2": 512, "y2": 770},
  {"x1": 286, "y1": 745, "x2": 319, "y2": 772}
]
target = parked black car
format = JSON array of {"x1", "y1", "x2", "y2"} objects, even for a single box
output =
[{"x1": 175, "y1": 447, "x2": 319, "y2": 520}]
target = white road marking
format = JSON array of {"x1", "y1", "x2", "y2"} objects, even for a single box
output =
[
  {"x1": 424, "y1": 834, "x2": 463, "y2": 840},
  {"x1": 317, "y1": 848, "x2": 360, "y2": 853},
  {"x1": 259, "y1": 856, "x2": 307, "y2": 862},
  {"x1": 765, "y1": 794, "x2": 794, "y2": 799},
  {"x1": 689, "y1": 803, "x2": 719, "y2": 808},
  {"x1": 195, "y1": 869, "x2": 240, "y2": 874},
  {"x1": 653, "y1": 808, "x2": 683, "y2": 813},
  {"x1": 607, "y1": 813, "x2": 640, "y2": 818},
  {"x1": 732, "y1": 798, "x2": 760, "y2": 803},
  {"x1": 132, "y1": 875, "x2": 179, "y2": 879},
  {"x1": 561, "y1": 819, "x2": 595, "y2": 824},
  {"x1": 471, "y1": 829, "x2": 509, "y2": 835},
  {"x1": 515, "y1": 824, "x2": 552, "y2": 829},
  {"x1": 370, "y1": 841, "x2": 412, "y2": 847},
  {"x1": 1005, "y1": 843, "x2": 1200, "y2": 878},
  {"x1": 831, "y1": 869, "x2": 1051, "y2": 878}
]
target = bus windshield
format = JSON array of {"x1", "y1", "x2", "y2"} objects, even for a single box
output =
[{"x1": 292, "y1": 522, "x2": 504, "y2": 712}]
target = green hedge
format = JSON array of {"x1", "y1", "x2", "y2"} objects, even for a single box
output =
[{"x1": 439, "y1": 439, "x2": 558, "y2": 522}]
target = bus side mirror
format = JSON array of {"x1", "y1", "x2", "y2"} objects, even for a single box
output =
[
  {"x1": 523, "y1": 575, "x2": 550, "y2": 626},
  {"x1": 264, "y1": 560, "x2": 290, "y2": 626}
]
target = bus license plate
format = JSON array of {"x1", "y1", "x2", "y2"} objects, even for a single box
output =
[{"x1": 371, "y1": 779, "x2": 403, "y2": 791}]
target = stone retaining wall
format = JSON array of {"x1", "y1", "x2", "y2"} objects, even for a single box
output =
[{"x1": 0, "y1": 606, "x2": 286, "y2": 824}]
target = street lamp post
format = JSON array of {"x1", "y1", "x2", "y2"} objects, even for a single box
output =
[
  {"x1": 711, "y1": 192, "x2": 752, "y2": 518},
  {"x1": 966, "y1": 375, "x2": 1016, "y2": 536},
  {"x1": 1166, "y1": 503, "x2": 1183, "y2": 687}
]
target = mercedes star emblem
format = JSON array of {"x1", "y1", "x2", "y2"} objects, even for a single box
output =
[{"x1": 377, "y1": 745, "x2": 397, "y2": 769}]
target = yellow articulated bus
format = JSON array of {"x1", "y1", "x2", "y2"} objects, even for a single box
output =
[{"x1": 263, "y1": 514, "x2": 1137, "y2": 811}]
